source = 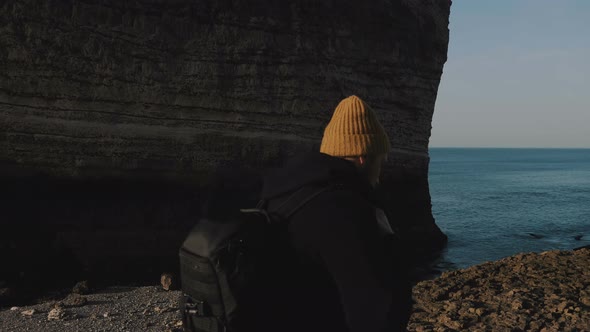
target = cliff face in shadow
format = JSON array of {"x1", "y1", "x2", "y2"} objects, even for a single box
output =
[{"x1": 0, "y1": 0, "x2": 450, "y2": 297}]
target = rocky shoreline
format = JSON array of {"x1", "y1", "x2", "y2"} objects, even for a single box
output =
[
  {"x1": 1, "y1": 248, "x2": 588, "y2": 331},
  {"x1": 0, "y1": 285, "x2": 184, "y2": 332},
  {"x1": 409, "y1": 248, "x2": 590, "y2": 331}
]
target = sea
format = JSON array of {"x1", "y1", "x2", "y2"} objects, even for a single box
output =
[{"x1": 428, "y1": 148, "x2": 590, "y2": 270}]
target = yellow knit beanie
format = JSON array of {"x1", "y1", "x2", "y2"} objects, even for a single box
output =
[{"x1": 320, "y1": 95, "x2": 391, "y2": 157}]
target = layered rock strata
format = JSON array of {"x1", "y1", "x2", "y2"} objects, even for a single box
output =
[{"x1": 0, "y1": 0, "x2": 450, "y2": 295}]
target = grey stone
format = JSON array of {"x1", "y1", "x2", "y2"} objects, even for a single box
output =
[{"x1": 47, "y1": 307, "x2": 66, "y2": 321}]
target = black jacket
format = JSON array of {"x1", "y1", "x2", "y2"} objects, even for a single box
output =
[{"x1": 259, "y1": 152, "x2": 412, "y2": 332}]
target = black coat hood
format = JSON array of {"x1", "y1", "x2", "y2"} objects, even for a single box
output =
[
  {"x1": 261, "y1": 152, "x2": 373, "y2": 200},
  {"x1": 257, "y1": 152, "x2": 411, "y2": 332}
]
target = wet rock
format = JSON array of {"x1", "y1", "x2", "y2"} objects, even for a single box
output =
[{"x1": 528, "y1": 233, "x2": 544, "y2": 239}]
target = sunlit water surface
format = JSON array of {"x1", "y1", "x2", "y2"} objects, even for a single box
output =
[{"x1": 428, "y1": 148, "x2": 590, "y2": 270}]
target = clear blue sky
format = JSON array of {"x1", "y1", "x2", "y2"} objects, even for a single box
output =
[{"x1": 430, "y1": 0, "x2": 590, "y2": 148}]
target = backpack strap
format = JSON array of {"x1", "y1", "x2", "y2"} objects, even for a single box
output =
[
  {"x1": 268, "y1": 183, "x2": 338, "y2": 223},
  {"x1": 240, "y1": 184, "x2": 340, "y2": 224}
]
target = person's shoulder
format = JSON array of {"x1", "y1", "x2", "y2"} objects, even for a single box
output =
[
  {"x1": 287, "y1": 185, "x2": 381, "y2": 264},
  {"x1": 293, "y1": 185, "x2": 375, "y2": 227},
  {"x1": 318, "y1": 185, "x2": 372, "y2": 207}
]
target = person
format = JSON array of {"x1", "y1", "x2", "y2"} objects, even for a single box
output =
[{"x1": 258, "y1": 95, "x2": 413, "y2": 332}]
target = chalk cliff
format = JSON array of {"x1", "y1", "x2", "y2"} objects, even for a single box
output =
[{"x1": 0, "y1": 0, "x2": 450, "y2": 292}]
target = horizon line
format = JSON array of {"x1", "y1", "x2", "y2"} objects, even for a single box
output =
[{"x1": 428, "y1": 146, "x2": 590, "y2": 149}]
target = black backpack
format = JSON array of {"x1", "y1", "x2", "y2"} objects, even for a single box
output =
[{"x1": 179, "y1": 184, "x2": 334, "y2": 332}]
